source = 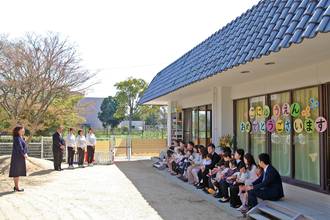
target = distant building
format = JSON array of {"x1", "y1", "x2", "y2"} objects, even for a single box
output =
[
  {"x1": 80, "y1": 97, "x2": 104, "y2": 129},
  {"x1": 118, "y1": 121, "x2": 145, "y2": 130}
]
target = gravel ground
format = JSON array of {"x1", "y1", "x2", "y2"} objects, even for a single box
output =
[{"x1": 0, "y1": 158, "x2": 240, "y2": 220}]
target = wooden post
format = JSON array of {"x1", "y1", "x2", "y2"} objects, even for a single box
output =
[{"x1": 41, "y1": 136, "x2": 44, "y2": 159}]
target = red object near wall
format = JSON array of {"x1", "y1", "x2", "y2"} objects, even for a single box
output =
[{"x1": 85, "y1": 151, "x2": 95, "y2": 162}]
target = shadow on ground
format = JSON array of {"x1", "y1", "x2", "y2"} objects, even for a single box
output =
[
  {"x1": 0, "y1": 191, "x2": 14, "y2": 197},
  {"x1": 29, "y1": 169, "x2": 55, "y2": 177},
  {"x1": 115, "y1": 160, "x2": 239, "y2": 220}
]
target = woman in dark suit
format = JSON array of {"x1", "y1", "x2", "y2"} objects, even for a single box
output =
[{"x1": 9, "y1": 125, "x2": 29, "y2": 192}]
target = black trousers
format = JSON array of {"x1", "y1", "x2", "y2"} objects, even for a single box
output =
[
  {"x1": 230, "y1": 184, "x2": 242, "y2": 207},
  {"x1": 67, "y1": 147, "x2": 75, "y2": 166},
  {"x1": 248, "y1": 189, "x2": 271, "y2": 208},
  {"x1": 208, "y1": 174, "x2": 216, "y2": 190},
  {"x1": 53, "y1": 151, "x2": 63, "y2": 170},
  {"x1": 87, "y1": 145, "x2": 94, "y2": 164},
  {"x1": 78, "y1": 148, "x2": 85, "y2": 165},
  {"x1": 198, "y1": 169, "x2": 210, "y2": 187},
  {"x1": 220, "y1": 179, "x2": 231, "y2": 198}
]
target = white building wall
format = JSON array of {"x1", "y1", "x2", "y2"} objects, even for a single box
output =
[
  {"x1": 231, "y1": 60, "x2": 330, "y2": 100},
  {"x1": 216, "y1": 87, "x2": 233, "y2": 147},
  {"x1": 165, "y1": 60, "x2": 330, "y2": 148},
  {"x1": 176, "y1": 93, "x2": 212, "y2": 108}
]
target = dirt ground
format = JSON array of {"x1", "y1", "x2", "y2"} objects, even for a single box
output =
[{"x1": 0, "y1": 156, "x2": 240, "y2": 220}]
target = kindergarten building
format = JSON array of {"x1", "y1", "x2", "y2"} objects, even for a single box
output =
[{"x1": 139, "y1": 0, "x2": 330, "y2": 193}]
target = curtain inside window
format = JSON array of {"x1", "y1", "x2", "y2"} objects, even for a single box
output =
[
  {"x1": 270, "y1": 92, "x2": 290, "y2": 177},
  {"x1": 236, "y1": 99, "x2": 248, "y2": 152},
  {"x1": 250, "y1": 96, "x2": 266, "y2": 159},
  {"x1": 293, "y1": 87, "x2": 319, "y2": 185},
  {"x1": 192, "y1": 108, "x2": 199, "y2": 145}
]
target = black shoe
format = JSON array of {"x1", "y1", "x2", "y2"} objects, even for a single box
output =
[
  {"x1": 14, "y1": 187, "x2": 24, "y2": 192},
  {"x1": 197, "y1": 186, "x2": 205, "y2": 189},
  {"x1": 219, "y1": 199, "x2": 229, "y2": 203},
  {"x1": 204, "y1": 190, "x2": 210, "y2": 194},
  {"x1": 213, "y1": 193, "x2": 223, "y2": 198},
  {"x1": 55, "y1": 168, "x2": 61, "y2": 171}
]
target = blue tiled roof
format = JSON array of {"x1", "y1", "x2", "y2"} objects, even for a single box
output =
[{"x1": 138, "y1": 0, "x2": 330, "y2": 105}]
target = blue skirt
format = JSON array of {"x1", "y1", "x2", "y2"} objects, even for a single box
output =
[{"x1": 9, "y1": 155, "x2": 27, "y2": 177}]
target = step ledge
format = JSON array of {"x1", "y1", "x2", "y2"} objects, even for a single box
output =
[
  {"x1": 249, "y1": 213, "x2": 271, "y2": 220},
  {"x1": 258, "y1": 206, "x2": 293, "y2": 220}
]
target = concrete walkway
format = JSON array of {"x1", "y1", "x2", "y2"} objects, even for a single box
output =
[{"x1": 0, "y1": 160, "x2": 240, "y2": 220}]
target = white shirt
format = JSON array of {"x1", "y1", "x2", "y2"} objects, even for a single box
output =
[
  {"x1": 66, "y1": 133, "x2": 76, "y2": 147},
  {"x1": 86, "y1": 133, "x2": 96, "y2": 146},
  {"x1": 245, "y1": 165, "x2": 257, "y2": 185},
  {"x1": 193, "y1": 153, "x2": 202, "y2": 165},
  {"x1": 263, "y1": 165, "x2": 269, "y2": 174},
  {"x1": 203, "y1": 159, "x2": 212, "y2": 166},
  {"x1": 76, "y1": 135, "x2": 87, "y2": 149},
  {"x1": 234, "y1": 171, "x2": 248, "y2": 181}
]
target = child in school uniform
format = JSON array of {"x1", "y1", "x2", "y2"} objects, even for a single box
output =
[
  {"x1": 233, "y1": 165, "x2": 248, "y2": 196},
  {"x1": 218, "y1": 159, "x2": 237, "y2": 203}
]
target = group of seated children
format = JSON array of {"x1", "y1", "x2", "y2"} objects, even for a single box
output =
[{"x1": 162, "y1": 140, "x2": 264, "y2": 212}]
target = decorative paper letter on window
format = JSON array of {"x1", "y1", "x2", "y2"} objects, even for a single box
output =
[
  {"x1": 315, "y1": 116, "x2": 327, "y2": 132},
  {"x1": 304, "y1": 118, "x2": 315, "y2": 134},
  {"x1": 273, "y1": 104, "x2": 281, "y2": 117},
  {"x1": 256, "y1": 106, "x2": 262, "y2": 118},
  {"x1": 294, "y1": 118, "x2": 303, "y2": 133},
  {"x1": 252, "y1": 121, "x2": 259, "y2": 132},
  {"x1": 282, "y1": 103, "x2": 290, "y2": 117},
  {"x1": 260, "y1": 121, "x2": 266, "y2": 133},
  {"x1": 290, "y1": 103, "x2": 300, "y2": 117},
  {"x1": 240, "y1": 122, "x2": 246, "y2": 132},
  {"x1": 266, "y1": 119, "x2": 276, "y2": 132},
  {"x1": 249, "y1": 107, "x2": 255, "y2": 119},
  {"x1": 246, "y1": 121, "x2": 251, "y2": 132},
  {"x1": 276, "y1": 120, "x2": 284, "y2": 133},
  {"x1": 285, "y1": 119, "x2": 291, "y2": 133},
  {"x1": 263, "y1": 105, "x2": 270, "y2": 118}
]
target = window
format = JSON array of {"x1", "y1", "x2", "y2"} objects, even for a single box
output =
[
  {"x1": 192, "y1": 107, "x2": 198, "y2": 145},
  {"x1": 293, "y1": 87, "x2": 319, "y2": 185},
  {"x1": 235, "y1": 99, "x2": 248, "y2": 152},
  {"x1": 184, "y1": 105, "x2": 212, "y2": 146},
  {"x1": 234, "y1": 86, "x2": 322, "y2": 186},
  {"x1": 270, "y1": 92, "x2": 290, "y2": 177},
  {"x1": 250, "y1": 96, "x2": 266, "y2": 159}
]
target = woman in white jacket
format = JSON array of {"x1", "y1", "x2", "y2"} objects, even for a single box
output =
[
  {"x1": 76, "y1": 130, "x2": 87, "y2": 168},
  {"x1": 187, "y1": 145, "x2": 202, "y2": 184}
]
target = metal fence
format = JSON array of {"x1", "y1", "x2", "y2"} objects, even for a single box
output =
[
  {"x1": 0, "y1": 136, "x2": 60, "y2": 159},
  {"x1": 0, "y1": 135, "x2": 166, "y2": 161}
]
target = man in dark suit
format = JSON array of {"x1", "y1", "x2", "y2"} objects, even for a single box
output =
[
  {"x1": 197, "y1": 143, "x2": 221, "y2": 189},
  {"x1": 53, "y1": 126, "x2": 66, "y2": 171},
  {"x1": 244, "y1": 153, "x2": 284, "y2": 208}
]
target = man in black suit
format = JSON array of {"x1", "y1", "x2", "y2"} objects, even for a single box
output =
[
  {"x1": 197, "y1": 143, "x2": 221, "y2": 189},
  {"x1": 244, "y1": 153, "x2": 284, "y2": 208},
  {"x1": 53, "y1": 126, "x2": 66, "y2": 171}
]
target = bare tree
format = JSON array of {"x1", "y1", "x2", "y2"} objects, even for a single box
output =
[{"x1": 0, "y1": 32, "x2": 98, "y2": 145}]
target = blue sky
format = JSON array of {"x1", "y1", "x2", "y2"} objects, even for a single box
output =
[{"x1": 2, "y1": 0, "x2": 260, "y2": 97}]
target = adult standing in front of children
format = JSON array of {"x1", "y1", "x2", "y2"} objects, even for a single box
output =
[
  {"x1": 9, "y1": 125, "x2": 29, "y2": 192},
  {"x1": 76, "y1": 129, "x2": 87, "y2": 168},
  {"x1": 53, "y1": 126, "x2": 65, "y2": 171},
  {"x1": 66, "y1": 128, "x2": 76, "y2": 169},
  {"x1": 243, "y1": 153, "x2": 284, "y2": 210},
  {"x1": 86, "y1": 127, "x2": 96, "y2": 166}
]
